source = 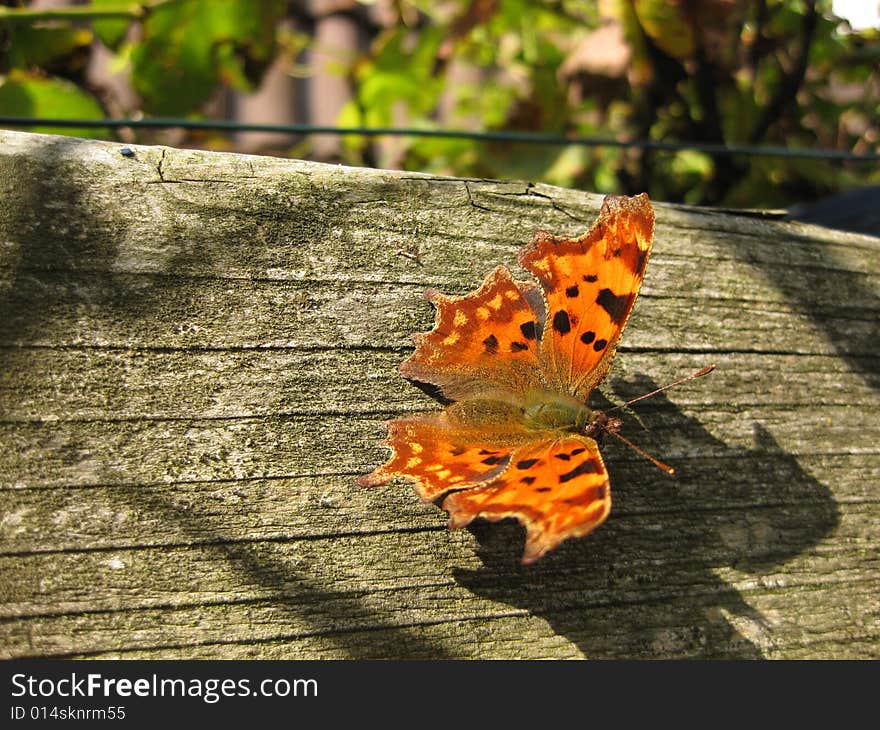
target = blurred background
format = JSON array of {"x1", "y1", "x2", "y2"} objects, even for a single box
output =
[{"x1": 0, "y1": 0, "x2": 878, "y2": 212}]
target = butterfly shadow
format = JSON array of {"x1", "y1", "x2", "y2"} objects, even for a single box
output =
[
  {"x1": 451, "y1": 375, "x2": 839, "y2": 659},
  {"x1": 722, "y1": 212, "x2": 879, "y2": 392}
]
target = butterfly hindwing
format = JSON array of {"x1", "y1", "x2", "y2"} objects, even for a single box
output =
[
  {"x1": 442, "y1": 436, "x2": 611, "y2": 564},
  {"x1": 519, "y1": 194, "x2": 654, "y2": 400},
  {"x1": 357, "y1": 400, "x2": 531, "y2": 501}
]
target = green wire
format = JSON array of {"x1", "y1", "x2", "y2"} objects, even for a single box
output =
[{"x1": 0, "y1": 116, "x2": 877, "y2": 162}]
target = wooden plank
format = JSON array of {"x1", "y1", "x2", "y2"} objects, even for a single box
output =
[
  {"x1": 0, "y1": 130, "x2": 877, "y2": 659},
  {"x1": 1, "y1": 506, "x2": 875, "y2": 658},
  {"x1": 1, "y1": 405, "x2": 877, "y2": 489}
]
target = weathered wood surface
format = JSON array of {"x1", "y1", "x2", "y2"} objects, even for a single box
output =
[{"x1": 0, "y1": 130, "x2": 877, "y2": 659}]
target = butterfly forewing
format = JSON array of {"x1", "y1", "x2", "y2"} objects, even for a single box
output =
[
  {"x1": 398, "y1": 265, "x2": 545, "y2": 401},
  {"x1": 519, "y1": 194, "x2": 654, "y2": 400}
]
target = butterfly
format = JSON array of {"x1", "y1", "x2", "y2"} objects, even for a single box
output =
[{"x1": 360, "y1": 193, "x2": 660, "y2": 564}]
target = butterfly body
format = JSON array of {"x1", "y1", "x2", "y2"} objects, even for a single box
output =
[
  {"x1": 360, "y1": 194, "x2": 656, "y2": 563},
  {"x1": 522, "y1": 389, "x2": 586, "y2": 430},
  {"x1": 521, "y1": 389, "x2": 622, "y2": 438}
]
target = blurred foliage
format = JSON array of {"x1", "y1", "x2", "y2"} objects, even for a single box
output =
[
  {"x1": 0, "y1": 0, "x2": 288, "y2": 137},
  {"x1": 341, "y1": 0, "x2": 879, "y2": 205},
  {"x1": 128, "y1": 0, "x2": 285, "y2": 115},
  {"x1": 0, "y1": 0, "x2": 877, "y2": 206}
]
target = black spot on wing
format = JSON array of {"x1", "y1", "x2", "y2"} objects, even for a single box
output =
[
  {"x1": 554, "y1": 453, "x2": 571, "y2": 461},
  {"x1": 521, "y1": 476, "x2": 536, "y2": 485},
  {"x1": 535, "y1": 486, "x2": 551, "y2": 492},
  {"x1": 559, "y1": 459, "x2": 600, "y2": 483},
  {"x1": 516, "y1": 458, "x2": 539, "y2": 470},
  {"x1": 634, "y1": 246, "x2": 649, "y2": 275},
  {"x1": 583, "y1": 274, "x2": 598, "y2": 283},
  {"x1": 520, "y1": 321, "x2": 537, "y2": 340},
  {"x1": 482, "y1": 334, "x2": 498, "y2": 353},
  {"x1": 580, "y1": 330, "x2": 595, "y2": 345},
  {"x1": 552, "y1": 310, "x2": 571, "y2": 335},
  {"x1": 565, "y1": 284, "x2": 579, "y2": 298},
  {"x1": 510, "y1": 341, "x2": 529, "y2": 352},
  {"x1": 449, "y1": 446, "x2": 467, "y2": 456},
  {"x1": 481, "y1": 454, "x2": 507, "y2": 466},
  {"x1": 596, "y1": 288, "x2": 635, "y2": 325},
  {"x1": 593, "y1": 338, "x2": 608, "y2": 351}
]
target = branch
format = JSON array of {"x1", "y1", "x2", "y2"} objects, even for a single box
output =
[
  {"x1": 748, "y1": 0, "x2": 818, "y2": 144},
  {"x1": 0, "y1": 1, "x2": 175, "y2": 22},
  {"x1": 746, "y1": 0, "x2": 770, "y2": 79}
]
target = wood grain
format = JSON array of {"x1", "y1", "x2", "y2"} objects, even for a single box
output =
[{"x1": 0, "y1": 130, "x2": 877, "y2": 659}]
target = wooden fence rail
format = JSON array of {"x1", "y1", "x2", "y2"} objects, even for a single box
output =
[{"x1": 0, "y1": 130, "x2": 877, "y2": 658}]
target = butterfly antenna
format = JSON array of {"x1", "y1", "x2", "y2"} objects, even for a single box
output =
[
  {"x1": 607, "y1": 364, "x2": 716, "y2": 413},
  {"x1": 606, "y1": 429, "x2": 676, "y2": 475},
  {"x1": 602, "y1": 365, "x2": 715, "y2": 475}
]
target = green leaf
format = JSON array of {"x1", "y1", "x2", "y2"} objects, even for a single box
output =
[
  {"x1": 633, "y1": 0, "x2": 695, "y2": 60},
  {"x1": 5, "y1": 25, "x2": 93, "y2": 69},
  {"x1": 130, "y1": 0, "x2": 285, "y2": 116},
  {"x1": 89, "y1": 0, "x2": 133, "y2": 49},
  {"x1": 0, "y1": 71, "x2": 105, "y2": 138}
]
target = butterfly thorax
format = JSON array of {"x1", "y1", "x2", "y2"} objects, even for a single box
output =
[{"x1": 522, "y1": 390, "x2": 622, "y2": 439}]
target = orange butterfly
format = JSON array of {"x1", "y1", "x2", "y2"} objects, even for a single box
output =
[{"x1": 361, "y1": 194, "x2": 665, "y2": 563}]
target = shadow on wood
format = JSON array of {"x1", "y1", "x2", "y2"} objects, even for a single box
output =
[
  {"x1": 454, "y1": 376, "x2": 839, "y2": 658},
  {"x1": 703, "y1": 207, "x2": 880, "y2": 391}
]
